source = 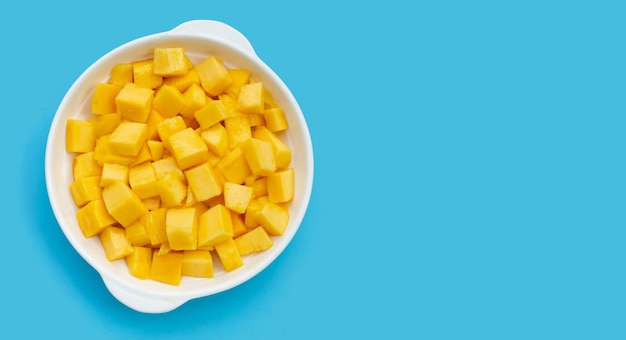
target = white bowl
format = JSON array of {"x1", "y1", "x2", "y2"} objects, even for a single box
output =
[{"x1": 45, "y1": 20, "x2": 314, "y2": 313}]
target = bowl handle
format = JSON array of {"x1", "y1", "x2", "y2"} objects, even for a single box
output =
[
  {"x1": 102, "y1": 276, "x2": 188, "y2": 314},
  {"x1": 169, "y1": 20, "x2": 256, "y2": 55}
]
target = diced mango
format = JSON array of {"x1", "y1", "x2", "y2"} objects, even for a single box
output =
[
  {"x1": 132, "y1": 59, "x2": 163, "y2": 89},
  {"x1": 198, "y1": 204, "x2": 233, "y2": 248},
  {"x1": 142, "y1": 208, "x2": 167, "y2": 246},
  {"x1": 89, "y1": 113, "x2": 121, "y2": 138},
  {"x1": 128, "y1": 162, "x2": 159, "y2": 199},
  {"x1": 76, "y1": 199, "x2": 117, "y2": 238},
  {"x1": 263, "y1": 107, "x2": 288, "y2": 132},
  {"x1": 94, "y1": 134, "x2": 136, "y2": 166},
  {"x1": 267, "y1": 168, "x2": 294, "y2": 203},
  {"x1": 166, "y1": 207, "x2": 198, "y2": 251},
  {"x1": 194, "y1": 100, "x2": 228, "y2": 129},
  {"x1": 230, "y1": 211, "x2": 249, "y2": 238},
  {"x1": 237, "y1": 82, "x2": 264, "y2": 114},
  {"x1": 125, "y1": 219, "x2": 151, "y2": 247},
  {"x1": 72, "y1": 151, "x2": 102, "y2": 180},
  {"x1": 153, "y1": 47, "x2": 188, "y2": 77},
  {"x1": 108, "y1": 121, "x2": 148, "y2": 157},
  {"x1": 184, "y1": 162, "x2": 222, "y2": 202},
  {"x1": 234, "y1": 226, "x2": 274, "y2": 256},
  {"x1": 151, "y1": 156, "x2": 185, "y2": 182},
  {"x1": 153, "y1": 84, "x2": 186, "y2": 118},
  {"x1": 247, "y1": 176, "x2": 268, "y2": 198},
  {"x1": 253, "y1": 126, "x2": 292, "y2": 169},
  {"x1": 70, "y1": 175, "x2": 102, "y2": 207},
  {"x1": 130, "y1": 143, "x2": 152, "y2": 167},
  {"x1": 225, "y1": 68, "x2": 251, "y2": 97},
  {"x1": 142, "y1": 196, "x2": 161, "y2": 211},
  {"x1": 196, "y1": 56, "x2": 232, "y2": 96},
  {"x1": 115, "y1": 84, "x2": 154, "y2": 122},
  {"x1": 99, "y1": 226, "x2": 134, "y2": 261},
  {"x1": 126, "y1": 246, "x2": 152, "y2": 280},
  {"x1": 200, "y1": 123, "x2": 228, "y2": 157},
  {"x1": 182, "y1": 250, "x2": 213, "y2": 278},
  {"x1": 163, "y1": 68, "x2": 200, "y2": 93},
  {"x1": 99, "y1": 163, "x2": 128, "y2": 187},
  {"x1": 102, "y1": 180, "x2": 148, "y2": 227},
  {"x1": 146, "y1": 140, "x2": 164, "y2": 161},
  {"x1": 214, "y1": 237, "x2": 243, "y2": 272},
  {"x1": 109, "y1": 63, "x2": 133, "y2": 87},
  {"x1": 156, "y1": 115, "x2": 187, "y2": 151},
  {"x1": 91, "y1": 83, "x2": 122, "y2": 115},
  {"x1": 224, "y1": 116, "x2": 251, "y2": 149},
  {"x1": 223, "y1": 182, "x2": 254, "y2": 214},
  {"x1": 156, "y1": 172, "x2": 187, "y2": 208},
  {"x1": 244, "y1": 198, "x2": 265, "y2": 229},
  {"x1": 66, "y1": 119, "x2": 96, "y2": 153},
  {"x1": 145, "y1": 109, "x2": 165, "y2": 140},
  {"x1": 217, "y1": 146, "x2": 252, "y2": 184},
  {"x1": 241, "y1": 138, "x2": 276, "y2": 176},
  {"x1": 150, "y1": 251, "x2": 183, "y2": 286},
  {"x1": 180, "y1": 83, "x2": 207, "y2": 120},
  {"x1": 169, "y1": 127, "x2": 208, "y2": 169},
  {"x1": 254, "y1": 202, "x2": 289, "y2": 236}
]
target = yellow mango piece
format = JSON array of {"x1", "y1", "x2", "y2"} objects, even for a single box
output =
[
  {"x1": 264, "y1": 107, "x2": 288, "y2": 132},
  {"x1": 132, "y1": 59, "x2": 163, "y2": 89},
  {"x1": 99, "y1": 226, "x2": 134, "y2": 261},
  {"x1": 91, "y1": 83, "x2": 122, "y2": 115},
  {"x1": 150, "y1": 251, "x2": 183, "y2": 286},
  {"x1": 237, "y1": 82, "x2": 264, "y2": 114},
  {"x1": 194, "y1": 100, "x2": 228, "y2": 129},
  {"x1": 241, "y1": 138, "x2": 276, "y2": 177},
  {"x1": 130, "y1": 143, "x2": 152, "y2": 167},
  {"x1": 244, "y1": 198, "x2": 265, "y2": 229},
  {"x1": 230, "y1": 211, "x2": 249, "y2": 238},
  {"x1": 142, "y1": 196, "x2": 161, "y2": 211},
  {"x1": 247, "y1": 176, "x2": 268, "y2": 199},
  {"x1": 195, "y1": 56, "x2": 232, "y2": 96},
  {"x1": 102, "y1": 180, "x2": 148, "y2": 227},
  {"x1": 108, "y1": 121, "x2": 148, "y2": 157},
  {"x1": 153, "y1": 47, "x2": 188, "y2": 77},
  {"x1": 151, "y1": 156, "x2": 185, "y2": 183},
  {"x1": 252, "y1": 126, "x2": 292, "y2": 169},
  {"x1": 156, "y1": 115, "x2": 187, "y2": 151},
  {"x1": 66, "y1": 119, "x2": 96, "y2": 153},
  {"x1": 100, "y1": 163, "x2": 129, "y2": 187},
  {"x1": 166, "y1": 207, "x2": 198, "y2": 251},
  {"x1": 163, "y1": 68, "x2": 200, "y2": 93},
  {"x1": 218, "y1": 93, "x2": 238, "y2": 116},
  {"x1": 70, "y1": 175, "x2": 102, "y2": 207},
  {"x1": 180, "y1": 83, "x2": 207, "y2": 120},
  {"x1": 125, "y1": 219, "x2": 151, "y2": 247},
  {"x1": 153, "y1": 84, "x2": 186, "y2": 118},
  {"x1": 267, "y1": 168, "x2": 294, "y2": 203},
  {"x1": 115, "y1": 84, "x2": 154, "y2": 122},
  {"x1": 109, "y1": 63, "x2": 133, "y2": 87},
  {"x1": 254, "y1": 202, "x2": 289, "y2": 236},
  {"x1": 142, "y1": 208, "x2": 167, "y2": 246},
  {"x1": 76, "y1": 199, "x2": 117, "y2": 238},
  {"x1": 89, "y1": 113, "x2": 121, "y2": 138},
  {"x1": 198, "y1": 204, "x2": 233, "y2": 248},
  {"x1": 156, "y1": 172, "x2": 187, "y2": 208},
  {"x1": 94, "y1": 134, "x2": 136, "y2": 166},
  {"x1": 169, "y1": 127, "x2": 208, "y2": 169},
  {"x1": 200, "y1": 123, "x2": 228, "y2": 157},
  {"x1": 158, "y1": 241, "x2": 172, "y2": 255},
  {"x1": 147, "y1": 140, "x2": 164, "y2": 161},
  {"x1": 223, "y1": 182, "x2": 254, "y2": 214},
  {"x1": 214, "y1": 237, "x2": 243, "y2": 272},
  {"x1": 216, "y1": 146, "x2": 252, "y2": 184},
  {"x1": 234, "y1": 226, "x2": 274, "y2": 256},
  {"x1": 182, "y1": 250, "x2": 213, "y2": 278},
  {"x1": 184, "y1": 162, "x2": 222, "y2": 202},
  {"x1": 224, "y1": 68, "x2": 251, "y2": 97},
  {"x1": 145, "y1": 109, "x2": 164, "y2": 140},
  {"x1": 126, "y1": 246, "x2": 152, "y2": 280},
  {"x1": 128, "y1": 162, "x2": 159, "y2": 199},
  {"x1": 72, "y1": 151, "x2": 102, "y2": 180},
  {"x1": 224, "y1": 116, "x2": 252, "y2": 150}
]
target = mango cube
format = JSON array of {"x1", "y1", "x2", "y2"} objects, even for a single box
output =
[
  {"x1": 225, "y1": 68, "x2": 251, "y2": 97},
  {"x1": 156, "y1": 172, "x2": 187, "y2": 208},
  {"x1": 142, "y1": 208, "x2": 167, "y2": 246},
  {"x1": 214, "y1": 237, "x2": 243, "y2": 272},
  {"x1": 109, "y1": 63, "x2": 133, "y2": 87},
  {"x1": 182, "y1": 250, "x2": 213, "y2": 278},
  {"x1": 196, "y1": 56, "x2": 232, "y2": 96},
  {"x1": 145, "y1": 109, "x2": 165, "y2": 140},
  {"x1": 224, "y1": 116, "x2": 251, "y2": 149},
  {"x1": 267, "y1": 168, "x2": 294, "y2": 203},
  {"x1": 194, "y1": 100, "x2": 228, "y2": 129},
  {"x1": 263, "y1": 107, "x2": 289, "y2": 132},
  {"x1": 224, "y1": 182, "x2": 254, "y2": 214},
  {"x1": 231, "y1": 211, "x2": 249, "y2": 238},
  {"x1": 91, "y1": 83, "x2": 122, "y2": 115},
  {"x1": 151, "y1": 156, "x2": 185, "y2": 182},
  {"x1": 153, "y1": 84, "x2": 186, "y2": 118},
  {"x1": 241, "y1": 138, "x2": 276, "y2": 176},
  {"x1": 94, "y1": 134, "x2": 136, "y2": 166},
  {"x1": 128, "y1": 162, "x2": 159, "y2": 199},
  {"x1": 163, "y1": 68, "x2": 200, "y2": 93},
  {"x1": 254, "y1": 202, "x2": 289, "y2": 236},
  {"x1": 89, "y1": 113, "x2": 121, "y2": 138},
  {"x1": 198, "y1": 204, "x2": 233, "y2": 248},
  {"x1": 126, "y1": 246, "x2": 152, "y2": 280},
  {"x1": 102, "y1": 180, "x2": 148, "y2": 227},
  {"x1": 237, "y1": 82, "x2": 264, "y2": 114},
  {"x1": 150, "y1": 251, "x2": 183, "y2": 286},
  {"x1": 153, "y1": 47, "x2": 188, "y2": 77},
  {"x1": 200, "y1": 123, "x2": 228, "y2": 157},
  {"x1": 115, "y1": 84, "x2": 154, "y2": 122},
  {"x1": 66, "y1": 119, "x2": 96, "y2": 153},
  {"x1": 70, "y1": 175, "x2": 102, "y2": 207},
  {"x1": 125, "y1": 219, "x2": 151, "y2": 247},
  {"x1": 147, "y1": 140, "x2": 164, "y2": 161},
  {"x1": 156, "y1": 115, "x2": 187, "y2": 151},
  {"x1": 169, "y1": 127, "x2": 208, "y2": 169},
  {"x1": 108, "y1": 121, "x2": 148, "y2": 157},
  {"x1": 100, "y1": 163, "x2": 129, "y2": 187},
  {"x1": 216, "y1": 146, "x2": 252, "y2": 184},
  {"x1": 72, "y1": 151, "x2": 102, "y2": 180},
  {"x1": 180, "y1": 83, "x2": 207, "y2": 120},
  {"x1": 132, "y1": 59, "x2": 163, "y2": 89},
  {"x1": 184, "y1": 162, "x2": 222, "y2": 202},
  {"x1": 76, "y1": 198, "x2": 117, "y2": 238},
  {"x1": 99, "y1": 226, "x2": 134, "y2": 261},
  {"x1": 166, "y1": 207, "x2": 198, "y2": 251},
  {"x1": 234, "y1": 226, "x2": 274, "y2": 256},
  {"x1": 253, "y1": 126, "x2": 292, "y2": 169}
]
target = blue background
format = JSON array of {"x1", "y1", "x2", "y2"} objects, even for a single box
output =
[{"x1": 2, "y1": 0, "x2": 625, "y2": 338}]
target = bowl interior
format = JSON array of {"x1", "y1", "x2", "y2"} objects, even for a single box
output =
[{"x1": 46, "y1": 32, "x2": 313, "y2": 299}]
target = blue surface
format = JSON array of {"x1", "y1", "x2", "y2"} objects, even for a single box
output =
[{"x1": 2, "y1": 0, "x2": 626, "y2": 338}]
